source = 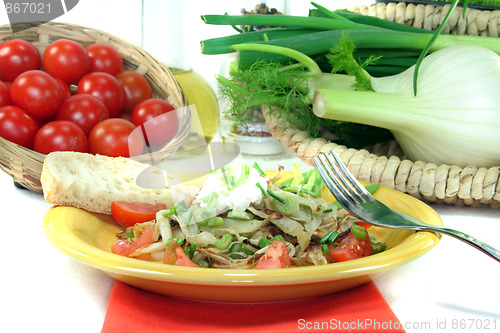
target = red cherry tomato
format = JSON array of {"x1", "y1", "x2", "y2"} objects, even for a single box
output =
[
  {"x1": 115, "y1": 71, "x2": 152, "y2": 113},
  {"x1": 55, "y1": 78, "x2": 72, "y2": 102},
  {"x1": 254, "y1": 240, "x2": 291, "y2": 269},
  {"x1": 77, "y1": 72, "x2": 123, "y2": 117},
  {"x1": 43, "y1": 39, "x2": 90, "y2": 85},
  {"x1": 56, "y1": 94, "x2": 109, "y2": 135},
  {"x1": 0, "y1": 81, "x2": 11, "y2": 107},
  {"x1": 0, "y1": 105, "x2": 38, "y2": 148},
  {"x1": 111, "y1": 226, "x2": 155, "y2": 257},
  {"x1": 10, "y1": 70, "x2": 63, "y2": 120},
  {"x1": 0, "y1": 39, "x2": 41, "y2": 82},
  {"x1": 88, "y1": 118, "x2": 143, "y2": 157},
  {"x1": 162, "y1": 241, "x2": 198, "y2": 267},
  {"x1": 86, "y1": 42, "x2": 123, "y2": 75},
  {"x1": 326, "y1": 231, "x2": 372, "y2": 262},
  {"x1": 111, "y1": 201, "x2": 167, "y2": 228},
  {"x1": 33, "y1": 120, "x2": 88, "y2": 154},
  {"x1": 131, "y1": 98, "x2": 178, "y2": 146}
]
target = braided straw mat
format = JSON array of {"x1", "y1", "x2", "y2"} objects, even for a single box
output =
[
  {"x1": 0, "y1": 22, "x2": 190, "y2": 193},
  {"x1": 262, "y1": 2, "x2": 500, "y2": 208}
]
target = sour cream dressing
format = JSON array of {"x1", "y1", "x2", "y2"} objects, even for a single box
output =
[{"x1": 196, "y1": 165, "x2": 268, "y2": 212}]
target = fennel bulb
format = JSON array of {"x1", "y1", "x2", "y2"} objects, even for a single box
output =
[{"x1": 314, "y1": 45, "x2": 500, "y2": 168}]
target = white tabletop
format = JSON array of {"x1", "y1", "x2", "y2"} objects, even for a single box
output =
[{"x1": 2, "y1": 149, "x2": 500, "y2": 333}]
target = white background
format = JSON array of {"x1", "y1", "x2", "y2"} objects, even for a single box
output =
[{"x1": 1, "y1": 1, "x2": 500, "y2": 333}]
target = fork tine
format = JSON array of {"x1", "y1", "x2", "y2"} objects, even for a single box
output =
[
  {"x1": 322, "y1": 152, "x2": 366, "y2": 205},
  {"x1": 312, "y1": 154, "x2": 355, "y2": 208}
]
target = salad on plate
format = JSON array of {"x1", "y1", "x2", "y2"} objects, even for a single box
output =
[{"x1": 110, "y1": 163, "x2": 386, "y2": 269}]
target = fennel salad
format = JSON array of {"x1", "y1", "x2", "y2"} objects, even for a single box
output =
[{"x1": 111, "y1": 163, "x2": 386, "y2": 269}]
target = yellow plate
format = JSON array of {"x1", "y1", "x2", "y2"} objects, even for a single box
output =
[{"x1": 42, "y1": 172, "x2": 442, "y2": 303}]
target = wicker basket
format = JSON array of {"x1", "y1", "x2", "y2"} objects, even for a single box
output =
[
  {"x1": 0, "y1": 22, "x2": 190, "y2": 193},
  {"x1": 262, "y1": 2, "x2": 500, "y2": 208}
]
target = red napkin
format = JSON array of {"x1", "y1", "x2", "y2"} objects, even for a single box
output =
[{"x1": 101, "y1": 280, "x2": 405, "y2": 333}]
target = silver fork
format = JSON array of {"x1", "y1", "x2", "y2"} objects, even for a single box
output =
[{"x1": 312, "y1": 150, "x2": 500, "y2": 263}]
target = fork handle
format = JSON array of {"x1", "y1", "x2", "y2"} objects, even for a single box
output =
[{"x1": 427, "y1": 226, "x2": 500, "y2": 263}]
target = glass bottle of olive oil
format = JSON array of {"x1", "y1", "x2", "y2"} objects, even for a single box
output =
[
  {"x1": 172, "y1": 68, "x2": 219, "y2": 144},
  {"x1": 142, "y1": 0, "x2": 219, "y2": 146}
]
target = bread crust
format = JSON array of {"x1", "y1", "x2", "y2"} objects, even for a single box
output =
[{"x1": 41, "y1": 152, "x2": 174, "y2": 214}]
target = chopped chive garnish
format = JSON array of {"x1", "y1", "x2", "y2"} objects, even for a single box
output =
[
  {"x1": 320, "y1": 231, "x2": 334, "y2": 244},
  {"x1": 252, "y1": 161, "x2": 266, "y2": 176},
  {"x1": 126, "y1": 233, "x2": 134, "y2": 239},
  {"x1": 161, "y1": 207, "x2": 177, "y2": 216},
  {"x1": 299, "y1": 188, "x2": 316, "y2": 196},
  {"x1": 166, "y1": 237, "x2": 183, "y2": 246},
  {"x1": 192, "y1": 258, "x2": 210, "y2": 268},
  {"x1": 229, "y1": 252, "x2": 247, "y2": 259},
  {"x1": 201, "y1": 192, "x2": 219, "y2": 219},
  {"x1": 256, "y1": 182, "x2": 267, "y2": 195},
  {"x1": 227, "y1": 209, "x2": 253, "y2": 220},
  {"x1": 283, "y1": 186, "x2": 299, "y2": 193},
  {"x1": 328, "y1": 231, "x2": 339, "y2": 243},
  {"x1": 258, "y1": 237, "x2": 271, "y2": 248},
  {"x1": 322, "y1": 243, "x2": 330, "y2": 254},
  {"x1": 271, "y1": 235, "x2": 285, "y2": 242},
  {"x1": 229, "y1": 242, "x2": 242, "y2": 253},
  {"x1": 322, "y1": 208, "x2": 333, "y2": 214},
  {"x1": 215, "y1": 234, "x2": 233, "y2": 250},
  {"x1": 183, "y1": 244, "x2": 197, "y2": 259},
  {"x1": 351, "y1": 223, "x2": 367, "y2": 240},
  {"x1": 267, "y1": 188, "x2": 285, "y2": 204}
]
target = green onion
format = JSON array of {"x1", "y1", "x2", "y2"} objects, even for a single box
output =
[
  {"x1": 161, "y1": 207, "x2": 177, "y2": 216},
  {"x1": 322, "y1": 208, "x2": 333, "y2": 214},
  {"x1": 208, "y1": 216, "x2": 224, "y2": 227},
  {"x1": 192, "y1": 258, "x2": 210, "y2": 268},
  {"x1": 125, "y1": 233, "x2": 134, "y2": 239},
  {"x1": 320, "y1": 231, "x2": 334, "y2": 244},
  {"x1": 166, "y1": 237, "x2": 183, "y2": 246},
  {"x1": 229, "y1": 252, "x2": 247, "y2": 259},
  {"x1": 267, "y1": 188, "x2": 285, "y2": 204},
  {"x1": 229, "y1": 242, "x2": 253, "y2": 255},
  {"x1": 258, "y1": 237, "x2": 271, "y2": 248},
  {"x1": 201, "y1": 192, "x2": 219, "y2": 219},
  {"x1": 201, "y1": 14, "x2": 382, "y2": 32},
  {"x1": 252, "y1": 161, "x2": 266, "y2": 176},
  {"x1": 283, "y1": 186, "x2": 299, "y2": 193},
  {"x1": 351, "y1": 223, "x2": 367, "y2": 240},
  {"x1": 215, "y1": 234, "x2": 233, "y2": 250},
  {"x1": 322, "y1": 243, "x2": 330, "y2": 254},
  {"x1": 196, "y1": 216, "x2": 224, "y2": 227},
  {"x1": 320, "y1": 230, "x2": 339, "y2": 244},
  {"x1": 328, "y1": 231, "x2": 339, "y2": 243},
  {"x1": 271, "y1": 235, "x2": 285, "y2": 242},
  {"x1": 183, "y1": 244, "x2": 197, "y2": 259},
  {"x1": 256, "y1": 182, "x2": 267, "y2": 196},
  {"x1": 227, "y1": 210, "x2": 254, "y2": 220}
]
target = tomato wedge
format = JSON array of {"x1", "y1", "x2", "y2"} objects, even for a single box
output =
[
  {"x1": 162, "y1": 241, "x2": 198, "y2": 267},
  {"x1": 254, "y1": 240, "x2": 291, "y2": 269},
  {"x1": 111, "y1": 201, "x2": 167, "y2": 228},
  {"x1": 111, "y1": 226, "x2": 155, "y2": 257},
  {"x1": 326, "y1": 230, "x2": 372, "y2": 262}
]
